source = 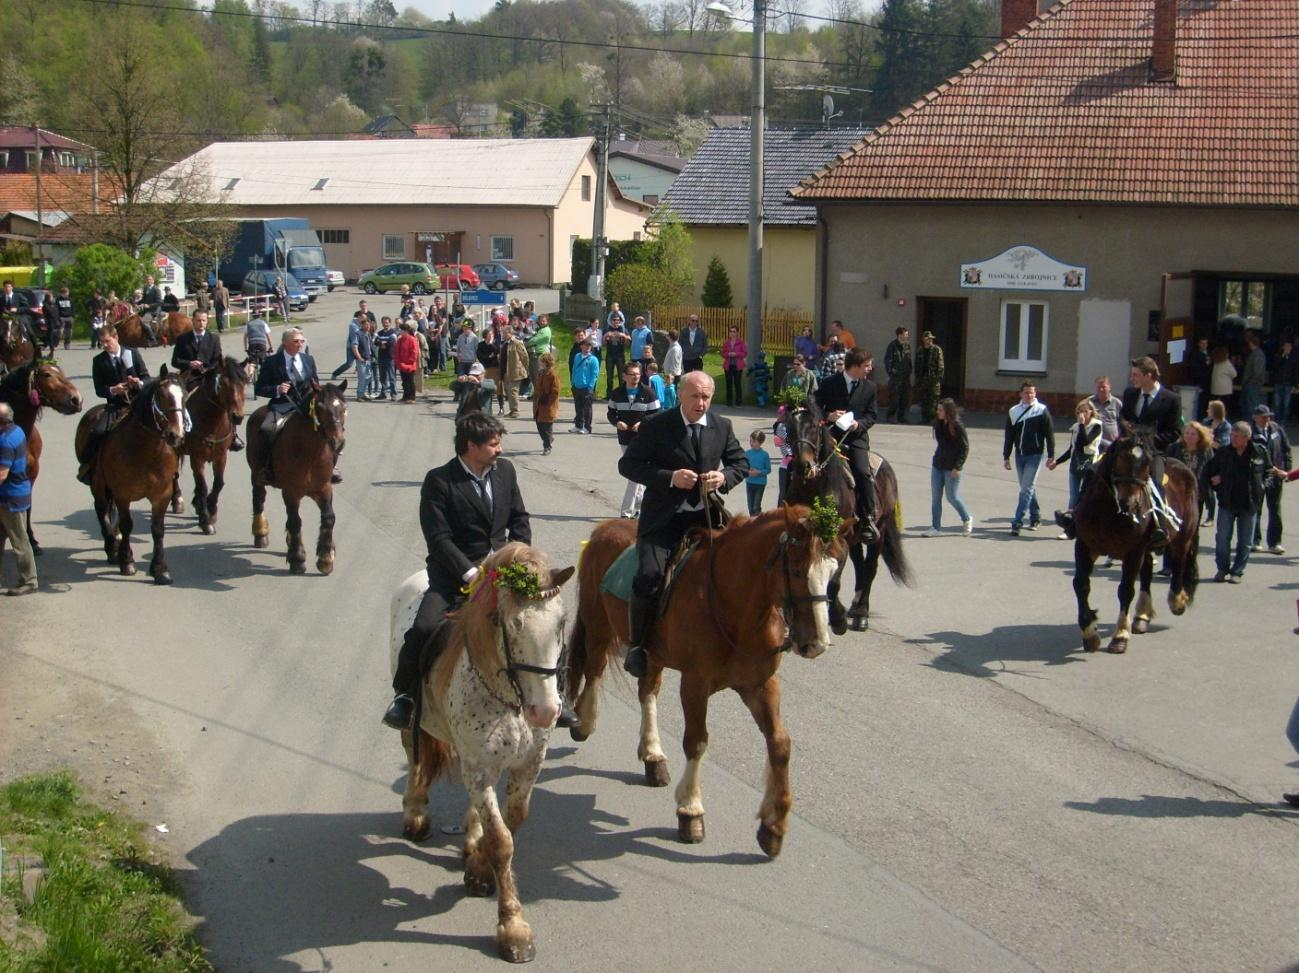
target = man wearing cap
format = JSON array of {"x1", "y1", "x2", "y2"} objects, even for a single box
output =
[
  {"x1": 1250, "y1": 403, "x2": 1291, "y2": 554},
  {"x1": 456, "y1": 360, "x2": 495, "y2": 417},
  {"x1": 914, "y1": 330, "x2": 945, "y2": 423}
]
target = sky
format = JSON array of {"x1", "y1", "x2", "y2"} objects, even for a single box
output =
[{"x1": 395, "y1": 0, "x2": 886, "y2": 28}]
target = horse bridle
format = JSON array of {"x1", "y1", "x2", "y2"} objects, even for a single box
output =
[
  {"x1": 763, "y1": 530, "x2": 834, "y2": 654},
  {"x1": 148, "y1": 379, "x2": 188, "y2": 437},
  {"x1": 465, "y1": 585, "x2": 567, "y2": 714}
]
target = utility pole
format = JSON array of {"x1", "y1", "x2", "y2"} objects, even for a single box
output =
[
  {"x1": 746, "y1": 0, "x2": 766, "y2": 363},
  {"x1": 34, "y1": 126, "x2": 45, "y2": 283},
  {"x1": 589, "y1": 102, "x2": 612, "y2": 302}
]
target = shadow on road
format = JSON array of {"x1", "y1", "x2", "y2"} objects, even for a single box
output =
[
  {"x1": 1064, "y1": 794, "x2": 1299, "y2": 821},
  {"x1": 914, "y1": 623, "x2": 1084, "y2": 678}
]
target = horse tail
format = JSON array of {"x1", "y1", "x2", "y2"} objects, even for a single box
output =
[
  {"x1": 879, "y1": 500, "x2": 913, "y2": 587},
  {"x1": 565, "y1": 611, "x2": 588, "y2": 699}
]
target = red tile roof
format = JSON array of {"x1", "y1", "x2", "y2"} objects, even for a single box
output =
[
  {"x1": 793, "y1": 0, "x2": 1299, "y2": 208},
  {"x1": 0, "y1": 173, "x2": 111, "y2": 215}
]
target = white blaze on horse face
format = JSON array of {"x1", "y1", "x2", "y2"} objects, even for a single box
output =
[
  {"x1": 163, "y1": 382, "x2": 186, "y2": 439},
  {"x1": 510, "y1": 597, "x2": 564, "y2": 727},
  {"x1": 804, "y1": 555, "x2": 837, "y2": 656}
]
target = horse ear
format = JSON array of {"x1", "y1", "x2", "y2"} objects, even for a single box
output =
[
  {"x1": 551, "y1": 565, "x2": 575, "y2": 587},
  {"x1": 338, "y1": 379, "x2": 349, "y2": 394},
  {"x1": 159, "y1": 363, "x2": 169, "y2": 378}
]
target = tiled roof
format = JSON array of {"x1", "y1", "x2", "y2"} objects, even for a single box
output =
[
  {"x1": 0, "y1": 127, "x2": 95, "y2": 152},
  {"x1": 663, "y1": 128, "x2": 867, "y2": 226},
  {"x1": 794, "y1": 0, "x2": 1299, "y2": 208},
  {"x1": 0, "y1": 174, "x2": 112, "y2": 215}
]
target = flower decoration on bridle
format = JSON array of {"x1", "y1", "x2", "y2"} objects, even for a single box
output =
[
  {"x1": 810, "y1": 496, "x2": 844, "y2": 545},
  {"x1": 773, "y1": 385, "x2": 808, "y2": 409}
]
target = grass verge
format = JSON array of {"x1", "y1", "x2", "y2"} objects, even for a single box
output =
[{"x1": 0, "y1": 771, "x2": 211, "y2": 973}]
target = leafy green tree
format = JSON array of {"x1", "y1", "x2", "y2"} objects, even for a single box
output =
[
  {"x1": 641, "y1": 208, "x2": 694, "y2": 296},
  {"x1": 345, "y1": 38, "x2": 387, "y2": 114},
  {"x1": 250, "y1": 4, "x2": 274, "y2": 85},
  {"x1": 49, "y1": 245, "x2": 156, "y2": 326},
  {"x1": 701, "y1": 256, "x2": 733, "y2": 308},
  {"x1": 607, "y1": 263, "x2": 681, "y2": 316},
  {"x1": 870, "y1": 0, "x2": 927, "y2": 121},
  {"x1": 540, "y1": 97, "x2": 586, "y2": 137}
]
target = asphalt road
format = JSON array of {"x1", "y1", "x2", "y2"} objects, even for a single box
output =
[{"x1": 4, "y1": 289, "x2": 1298, "y2": 972}]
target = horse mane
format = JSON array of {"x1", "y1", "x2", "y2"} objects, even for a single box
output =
[
  {"x1": 128, "y1": 376, "x2": 170, "y2": 422},
  {"x1": 218, "y1": 355, "x2": 248, "y2": 387},
  {"x1": 0, "y1": 360, "x2": 33, "y2": 396}
]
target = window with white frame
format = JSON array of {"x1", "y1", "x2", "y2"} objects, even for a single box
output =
[
  {"x1": 1000, "y1": 300, "x2": 1049, "y2": 371},
  {"x1": 491, "y1": 236, "x2": 514, "y2": 261},
  {"x1": 581, "y1": 175, "x2": 592, "y2": 201},
  {"x1": 382, "y1": 234, "x2": 405, "y2": 260}
]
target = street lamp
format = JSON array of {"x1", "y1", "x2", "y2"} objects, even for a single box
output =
[{"x1": 707, "y1": 0, "x2": 765, "y2": 366}]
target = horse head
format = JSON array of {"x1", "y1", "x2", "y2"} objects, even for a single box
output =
[
  {"x1": 147, "y1": 365, "x2": 189, "y2": 448},
  {"x1": 28, "y1": 360, "x2": 83, "y2": 415},
  {"x1": 308, "y1": 381, "x2": 348, "y2": 454},
  {"x1": 211, "y1": 355, "x2": 248, "y2": 420},
  {"x1": 463, "y1": 543, "x2": 575, "y2": 728},
  {"x1": 1105, "y1": 424, "x2": 1156, "y2": 517},
  {"x1": 769, "y1": 505, "x2": 849, "y2": 660}
]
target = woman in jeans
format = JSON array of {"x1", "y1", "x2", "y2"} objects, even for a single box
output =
[
  {"x1": 721, "y1": 326, "x2": 747, "y2": 407},
  {"x1": 925, "y1": 398, "x2": 973, "y2": 536},
  {"x1": 1046, "y1": 398, "x2": 1103, "y2": 537}
]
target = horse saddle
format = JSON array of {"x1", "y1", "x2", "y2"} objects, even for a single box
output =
[{"x1": 599, "y1": 536, "x2": 702, "y2": 614}]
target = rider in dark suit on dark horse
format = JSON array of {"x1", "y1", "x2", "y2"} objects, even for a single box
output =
[
  {"x1": 814, "y1": 347, "x2": 881, "y2": 544},
  {"x1": 254, "y1": 326, "x2": 338, "y2": 483},
  {"x1": 78, "y1": 324, "x2": 150, "y2": 484},
  {"x1": 172, "y1": 310, "x2": 243, "y2": 451},
  {"x1": 618, "y1": 370, "x2": 748, "y2": 678}
]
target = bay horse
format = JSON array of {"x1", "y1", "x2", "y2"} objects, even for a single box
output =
[
  {"x1": 104, "y1": 301, "x2": 193, "y2": 348},
  {"x1": 784, "y1": 399, "x2": 911, "y2": 631},
  {"x1": 73, "y1": 368, "x2": 187, "y2": 584},
  {"x1": 245, "y1": 381, "x2": 347, "y2": 575},
  {"x1": 0, "y1": 312, "x2": 37, "y2": 371},
  {"x1": 0, "y1": 360, "x2": 82, "y2": 557},
  {"x1": 1071, "y1": 430, "x2": 1199, "y2": 653},
  {"x1": 391, "y1": 543, "x2": 575, "y2": 964},
  {"x1": 567, "y1": 506, "x2": 848, "y2": 857},
  {"x1": 172, "y1": 357, "x2": 248, "y2": 534}
]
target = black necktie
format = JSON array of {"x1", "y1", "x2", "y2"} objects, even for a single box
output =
[
  {"x1": 849, "y1": 379, "x2": 857, "y2": 396},
  {"x1": 689, "y1": 424, "x2": 702, "y2": 503},
  {"x1": 1140, "y1": 392, "x2": 1150, "y2": 416},
  {"x1": 475, "y1": 473, "x2": 492, "y2": 516}
]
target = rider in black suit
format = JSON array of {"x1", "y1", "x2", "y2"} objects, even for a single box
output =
[
  {"x1": 382, "y1": 412, "x2": 533, "y2": 729},
  {"x1": 254, "y1": 327, "x2": 339, "y2": 483},
  {"x1": 0, "y1": 280, "x2": 39, "y2": 348},
  {"x1": 79, "y1": 325, "x2": 151, "y2": 483},
  {"x1": 618, "y1": 370, "x2": 748, "y2": 677},
  {"x1": 814, "y1": 347, "x2": 881, "y2": 544},
  {"x1": 172, "y1": 310, "x2": 242, "y2": 450}
]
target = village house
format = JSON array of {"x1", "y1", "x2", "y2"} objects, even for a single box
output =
[
  {"x1": 793, "y1": 0, "x2": 1299, "y2": 412},
  {"x1": 663, "y1": 127, "x2": 865, "y2": 313},
  {"x1": 606, "y1": 138, "x2": 685, "y2": 205},
  {"x1": 156, "y1": 137, "x2": 651, "y2": 286}
]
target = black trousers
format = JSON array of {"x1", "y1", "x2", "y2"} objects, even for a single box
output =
[
  {"x1": 724, "y1": 367, "x2": 743, "y2": 406},
  {"x1": 887, "y1": 380, "x2": 910, "y2": 421},
  {"x1": 845, "y1": 440, "x2": 876, "y2": 520},
  {"x1": 632, "y1": 510, "x2": 710, "y2": 599},
  {"x1": 1253, "y1": 480, "x2": 1283, "y2": 547},
  {"x1": 605, "y1": 355, "x2": 625, "y2": 397},
  {"x1": 392, "y1": 578, "x2": 462, "y2": 695},
  {"x1": 573, "y1": 389, "x2": 594, "y2": 431}
]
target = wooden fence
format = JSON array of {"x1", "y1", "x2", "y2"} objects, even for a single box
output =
[{"x1": 649, "y1": 305, "x2": 812, "y2": 354}]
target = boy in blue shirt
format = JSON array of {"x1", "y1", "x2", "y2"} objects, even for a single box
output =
[
  {"x1": 570, "y1": 335, "x2": 601, "y2": 433},
  {"x1": 744, "y1": 429, "x2": 772, "y2": 515}
]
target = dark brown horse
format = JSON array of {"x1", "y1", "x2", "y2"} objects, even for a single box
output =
[
  {"x1": 0, "y1": 312, "x2": 37, "y2": 370},
  {"x1": 246, "y1": 381, "x2": 347, "y2": 575},
  {"x1": 1072, "y1": 431, "x2": 1200, "y2": 653},
  {"x1": 567, "y1": 506, "x2": 849, "y2": 856},
  {"x1": 74, "y1": 368, "x2": 187, "y2": 584},
  {"x1": 0, "y1": 360, "x2": 82, "y2": 557},
  {"x1": 104, "y1": 301, "x2": 193, "y2": 348},
  {"x1": 172, "y1": 357, "x2": 249, "y2": 535},
  {"x1": 784, "y1": 399, "x2": 912, "y2": 631}
]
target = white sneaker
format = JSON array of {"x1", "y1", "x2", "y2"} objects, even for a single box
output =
[
  {"x1": 962, "y1": 519, "x2": 973, "y2": 535},
  {"x1": 922, "y1": 528, "x2": 941, "y2": 538},
  {"x1": 1056, "y1": 532, "x2": 1070, "y2": 540},
  {"x1": 1251, "y1": 544, "x2": 1263, "y2": 552},
  {"x1": 1269, "y1": 545, "x2": 1286, "y2": 555}
]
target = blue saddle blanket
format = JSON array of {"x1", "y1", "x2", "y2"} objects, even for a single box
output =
[{"x1": 599, "y1": 539, "x2": 701, "y2": 604}]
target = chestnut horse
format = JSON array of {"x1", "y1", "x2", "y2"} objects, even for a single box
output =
[
  {"x1": 391, "y1": 544, "x2": 575, "y2": 964},
  {"x1": 104, "y1": 301, "x2": 193, "y2": 348},
  {"x1": 172, "y1": 357, "x2": 248, "y2": 534},
  {"x1": 246, "y1": 381, "x2": 347, "y2": 574},
  {"x1": 73, "y1": 368, "x2": 187, "y2": 584},
  {"x1": 567, "y1": 506, "x2": 848, "y2": 856},
  {"x1": 785, "y1": 399, "x2": 911, "y2": 631},
  {"x1": 0, "y1": 313, "x2": 37, "y2": 370},
  {"x1": 0, "y1": 360, "x2": 82, "y2": 556},
  {"x1": 1072, "y1": 431, "x2": 1200, "y2": 653}
]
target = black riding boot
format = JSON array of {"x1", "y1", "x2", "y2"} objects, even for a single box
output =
[
  {"x1": 858, "y1": 473, "x2": 880, "y2": 544},
  {"x1": 623, "y1": 592, "x2": 658, "y2": 679},
  {"x1": 229, "y1": 413, "x2": 244, "y2": 452},
  {"x1": 383, "y1": 626, "x2": 424, "y2": 730}
]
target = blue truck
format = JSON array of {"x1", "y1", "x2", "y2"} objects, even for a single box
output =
[{"x1": 216, "y1": 218, "x2": 329, "y2": 300}]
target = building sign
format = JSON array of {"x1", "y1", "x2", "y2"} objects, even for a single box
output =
[
  {"x1": 960, "y1": 245, "x2": 1086, "y2": 292},
  {"x1": 416, "y1": 232, "x2": 444, "y2": 243}
]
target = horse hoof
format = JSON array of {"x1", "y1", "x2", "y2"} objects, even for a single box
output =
[
  {"x1": 253, "y1": 535, "x2": 269, "y2": 549},
  {"x1": 464, "y1": 871, "x2": 495, "y2": 897},
  {"x1": 644, "y1": 759, "x2": 671, "y2": 787},
  {"x1": 288, "y1": 562, "x2": 307, "y2": 575},
  {"x1": 1107, "y1": 638, "x2": 1129, "y2": 654},
  {"x1": 171, "y1": 499, "x2": 185, "y2": 514},
  {"x1": 498, "y1": 939, "x2": 536, "y2": 964},
  {"x1": 568, "y1": 726, "x2": 589, "y2": 743},
  {"x1": 120, "y1": 563, "x2": 137, "y2": 576},
  {"x1": 316, "y1": 557, "x2": 335, "y2": 576},
  {"x1": 1132, "y1": 617, "x2": 1150, "y2": 635},
  {"x1": 677, "y1": 812, "x2": 705, "y2": 843},
  {"x1": 201, "y1": 523, "x2": 215, "y2": 536},
  {"x1": 830, "y1": 617, "x2": 848, "y2": 637},
  {"x1": 849, "y1": 616, "x2": 869, "y2": 632},
  {"x1": 1082, "y1": 636, "x2": 1101, "y2": 653},
  {"x1": 756, "y1": 822, "x2": 784, "y2": 859},
  {"x1": 153, "y1": 572, "x2": 173, "y2": 586},
  {"x1": 30, "y1": 542, "x2": 42, "y2": 557}
]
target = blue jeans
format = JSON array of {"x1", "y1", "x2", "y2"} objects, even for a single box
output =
[
  {"x1": 746, "y1": 482, "x2": 766, "y2": 515},
  {"x1": 354, "y1": 359, "x2": 372, "y2": 398},
  {"x1": 930, "y1": 467, "x2": 970, "y2": 529},
  {"x1": 1273, "y1": 385, "x2": 1293, "y2": 424},
  {"x1": 1068, "y1": 467, "x2": 1088, "y2": 509},
  {"x1": 1241, "y1": 383, "x2": 1264, "y2": 419},
  {"x1": 1013, "y1": 452, "x2": 1045, "y2": 527},
  {"x1": 1215, "y1": 507, "x2": 1257, "y2": 576},
  {"x1": 379, "y1": 360, "x2": 397, "y2": 397}
]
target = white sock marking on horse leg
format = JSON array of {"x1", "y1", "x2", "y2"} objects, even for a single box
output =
[
  {"x1": 638, "y1": 692, "x2": 665, "y2": 763},
  {"x1": 807, "y1": 556, "x2": 836, "y2": 647},
  {"x1": 1114, "y1": 611, "x2": 1131, "y2": 640},
  {"x1": 1135, "y1": 590, "x2": 1154, "y2": 621},
  {"x1": 675, "y1": 751, "x2": 706, "y2": 817}
]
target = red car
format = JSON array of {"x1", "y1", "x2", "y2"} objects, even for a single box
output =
[{"x1": 434, "y1": 263, "x2": 481, "y2": 289}]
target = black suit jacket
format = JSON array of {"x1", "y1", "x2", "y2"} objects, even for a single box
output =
[
  {"x1": 1120, "y1": 385, "x2": 1181, "y2": 451},
  {"x1": 681, "y1": 326, "x2": 708, "y2": 361},
  {"x1": 619, "y1": 407, "x2": 747, "y2": 538},
  {"x1": 171, "y1": 330, "x2": 223, "y2": 372},
  {"x1": 814, "y1": 372, "x2": 878, "y2": 449},
  {"x1": 92, "y1": 349, "x2": 150, "y2": 408},
  {"x1": 0, "y1": 291, "x2": 26, "y2": 314},
  {"x1": 256, "y1": 350, "x2": 320, "y2": 409},
  {"x1": 420, "y1": 457, "x2": 530, "y2": 588}
]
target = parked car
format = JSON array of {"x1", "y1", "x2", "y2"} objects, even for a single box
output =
[
  {"x1": 241, "y1": 270, "x2": 309, "y2": 311},
  {"x1": 473, "y1": 263, "x2": 520, "y2": 291},
  {"x1": 326, "y1": 269, "x2": 345, "y2": 291},
  {"x1": 435, "y1": 263, "x2": 481, "y2": 290},
  {"x1": 357, "y1": 261, "x2": 441, "y2": 295}
]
